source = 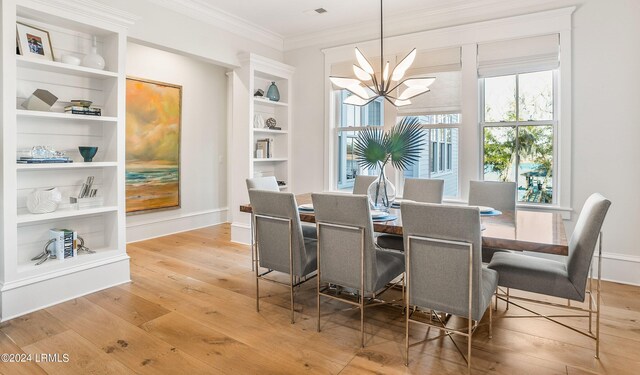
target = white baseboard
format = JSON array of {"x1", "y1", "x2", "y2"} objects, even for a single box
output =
[
  {"x1": 0, "y1": 257, "x2": 130, "y2": 321},
  {"x1": 231, "y1": 222, "x2": 251, "y2": 245},
  {"x1": 595, "y1": 252, "x2": 640, "y2": 286},
  {"x1": 126, "y1": 208, "x2": 228, "y2": 243}
]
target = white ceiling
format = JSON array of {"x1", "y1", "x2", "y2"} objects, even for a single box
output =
[{"x1": 199, "y1": 0, "x2": 465, "y2": 38}]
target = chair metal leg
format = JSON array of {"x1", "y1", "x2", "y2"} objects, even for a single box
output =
[
  {"x1": 506, "y1": 287, "x2": 510, "y2": 310},
  {"x1": 595, "y1": 231, "x2": 603, "y2": 359},
  {"x1": 250, "y1": 213, "x2": 255, "y2": 271},
  {"x1": 467, "y1": 321, "x2": 472, "y2": 374},
  {"x1": 317, "y1": 236, "x2": 321, "y2": 332},
  {"x1": 489, "y1": 300, "x2": 493, "y2": 339},
  {"x1": 288, "y1": 221, "x2": 295, "y2": 324},
  {"x1": 254, "y1": 216, "x2": 260, "y2": 312},
  {"x1": 290, "y1": 276, "x2": 295, "y2": 324},
  {"x1": 405, "y1": 301, "x2": 410, "y2": 366},
  {"x1": 360, "y1": 293, "x2": 365, "y2": 348}
]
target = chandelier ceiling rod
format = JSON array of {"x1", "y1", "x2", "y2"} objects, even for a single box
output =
[{"x1": 329, "y1": 0, "x2": 436, "y2": 107}]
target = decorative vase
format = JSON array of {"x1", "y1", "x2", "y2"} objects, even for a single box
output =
[
  {"x1": 266, "y1": 81, "x2": 280, "y2": 102},
  {"x1": 27, "y1": 187, "x2": 62, "y2": 214},
  {"x1": 367, "y1": 174, "x2": 396, "y2": 212},
  {"x1": 82, "y1": 36, "x2": 105, "y2": 70},
  {"x1": 78, "y1": 146, "x2": 98, "y2": 162}
]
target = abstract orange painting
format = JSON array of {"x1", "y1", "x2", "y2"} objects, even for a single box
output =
[{"x1": 125, "y1": 77, "x2": 181, "y2": 213}]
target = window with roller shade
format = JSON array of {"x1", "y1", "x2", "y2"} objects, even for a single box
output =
[
  {"x1": 478, "y1": 35, "x2": 559, "y2": 204},
  {"x1": 396, "y1": 47, "x2": 462, "y2": 198}
]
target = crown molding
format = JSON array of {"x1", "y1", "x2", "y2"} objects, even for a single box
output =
[
  {"x1": 147, "y1": 0, "x2": 284, "y2": 51},
  {"x1": 284, "y1": 0, "x2": 563, "y2": 51},
  {"x1": 28, "y1": 0, "x2": 140, "y2": 28}
]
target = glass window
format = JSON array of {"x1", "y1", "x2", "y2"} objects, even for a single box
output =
[
  {"x1": 481, "y1": 71, "x2": 555, "y2": 203},
  {"x1": 336, "y1": 91, "x2": 383, "y2": 191},
  {"x1": 400, "y1": 115, "x2": 460, "y2": 198}
]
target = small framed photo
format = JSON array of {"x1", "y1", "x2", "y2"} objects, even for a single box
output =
[{"x1": 16, "y1": 22, "x2": 54, "y2": 61}]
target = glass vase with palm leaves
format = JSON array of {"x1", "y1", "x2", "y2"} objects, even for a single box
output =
[{"x1": 354, "y1": 116, "x2": 424, "y2": 212}]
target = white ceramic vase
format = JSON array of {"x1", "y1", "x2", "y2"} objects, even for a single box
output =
[
  {"x1": 82, "y1": 36, "x2": 105, "y2": 70},
  {"x1": 27, "y1": 187, "x2": 62, "y2": 214}
]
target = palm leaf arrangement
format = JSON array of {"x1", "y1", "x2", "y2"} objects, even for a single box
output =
[{"x1": 353, "y1": 116, "x2": 424, "y2": 207}]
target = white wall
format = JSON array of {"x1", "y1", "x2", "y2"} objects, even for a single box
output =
[
  {"x1": 285, "y1": 0, "x2": 640, "y2": 284},
  {"x1": 287, "y1": 47, "x2": 327, "y2": 194},
  {"x1": 94, "y1": 0, "x2": 283, "y2": 68},
  {"x1": 125, "y1": 42, "x2": 228, "y2": 242}
]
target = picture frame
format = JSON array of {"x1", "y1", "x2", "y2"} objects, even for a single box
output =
[
  {"x1": 125, "y1": 77, "x2": 182, "y2": 214},
  {"x1": 16, "y1": 22, "x2": 54, "y2": 61}
]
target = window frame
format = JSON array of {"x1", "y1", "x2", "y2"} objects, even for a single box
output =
[
  {"x1": 479, "y1": 70, "x2": 559, "y2": 205},
  {"x1": 397, "y1": 114, "x2": 461, "y2": 198},
  {"x1": 334, "y1": 90, "x2": 384, "y2": 191}
]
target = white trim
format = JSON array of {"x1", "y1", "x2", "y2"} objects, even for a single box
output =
[
  {"x1": 286, "y1": 0, "x2": 564, "y2": 51},
  {"x1": 24, "y1": 0, "x2": 139, "y2": 27},
  {"x1": 0, "y1": 261, "x2": 130, "y2": 322},
  {"x1": 125, "y1": 207, "x2": 228, "y2": 228},
  {"x1": 147, "y1": 0, "x2": 283, "y2": 51},
  {"x1": 0, "y1": 254, "x2": 129, "y2": 291},
  {"x1": 126, "y1": 208, "x2": 229, "y2": 243},
  {"x1": 230, "y1": 222, "x2": 251, "y2": 245},
  {"x1": 594, "y1": 253, "x2": 640, "y2": 287}
]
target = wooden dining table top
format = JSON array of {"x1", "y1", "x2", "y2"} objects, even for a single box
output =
[{"x1": 240, "y1": 193, "x2": 569, "y2": 256}]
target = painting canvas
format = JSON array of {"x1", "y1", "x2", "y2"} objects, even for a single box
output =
[{"x1": 126, "y1": 77, "x2": 181, "y2": 213}]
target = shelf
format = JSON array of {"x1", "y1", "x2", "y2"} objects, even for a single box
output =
[
  {"x1": 253, "y1": 128, "x2": 288, "y2": 134},
  {"x1": 17, "y1": 56, "x2": 118, "y2": 79},
  {"x1": 17, "y1": 206, "x2": 118, "y2": 225},
  {"x1": 16, "y1": 109, "x2": 118, "y2": 122},
  {"x1": 253, "y1": 158, "x2": 288, "y2": 163},
  {"x1": 17, "y1": 248, "x2": 121, "y2": 275},
  {"x1": 253, "y1": 98, "x2": 288, "y2": 107},
  {"x1": 16, "y1": 162, "x2": 118, "y2": 171}
]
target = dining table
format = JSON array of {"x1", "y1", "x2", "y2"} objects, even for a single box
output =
[{"x1": 240, "y1": 193, "x2": 569, "y2": 256}]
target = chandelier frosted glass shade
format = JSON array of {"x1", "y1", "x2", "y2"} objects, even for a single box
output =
[{"x1": 330, "y1": 48, "x2": 435, "y2": 107}]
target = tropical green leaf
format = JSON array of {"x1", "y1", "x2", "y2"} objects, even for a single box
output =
[
  {"x1": 385, "y1": 116, "x2": 425, "y2": 170},
  {"x1": 353, "y1": 127, "x2": 386, "y2": 170}
]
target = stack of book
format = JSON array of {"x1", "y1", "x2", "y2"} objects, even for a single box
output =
[
  {"x1": 17, "y1": 156, "x2": 72, "y2": 164},
  {"x1": 255, "y1": 138, "x2": 274, "y2": 158},
  {"x1": 64, "y1": 105, "x2": 101, "y2": 116},
  {"x1": 49, "y1": 229, "x2": 78, "y2": 260}
]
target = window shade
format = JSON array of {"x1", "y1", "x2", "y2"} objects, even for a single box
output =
[
  {"x1": 477, "y1": 34, "x2": 559, "y2": 77},
  {"x1": 397, "y1": 70, "x2": 462, "y2": 115}
]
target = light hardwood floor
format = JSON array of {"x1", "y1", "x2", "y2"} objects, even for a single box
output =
[{"x1": 1, "y1": 224, "x2": 639, "y2": 374}]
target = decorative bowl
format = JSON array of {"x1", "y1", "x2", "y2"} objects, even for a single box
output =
[{"x1": 78, "y1": 146, "x2": 98, "y2": 162}]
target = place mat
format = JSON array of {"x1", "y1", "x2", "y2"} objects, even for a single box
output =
[
  {"x1": 370, "y1": 210, "x2": 388, "y2": 218},
  {"x1": 480, "y1": 210, "x2": 502, "y2": 216},
  {"x1": 372, "y1": 214, "x2": 398, "y2": 222},
  {"x1": 298, "y1": 203, "x2": 314, "y2": 211}
]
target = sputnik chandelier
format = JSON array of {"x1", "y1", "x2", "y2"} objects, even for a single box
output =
[{"x1": 330, "y1": 0, "x2": 435, "y2": 107}]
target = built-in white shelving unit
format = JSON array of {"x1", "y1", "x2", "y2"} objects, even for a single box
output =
[
  {"x1": 0, "y1": 0, "x2": 135, "y2": 320},
  {"x1": 229, "y1": 54, "x2": 294, "y2": 243}
]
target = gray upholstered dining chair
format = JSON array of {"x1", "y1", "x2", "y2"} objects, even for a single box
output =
[
  {"x1": 248, "y1": 189, "x2": 318, "y2": 324},
  {"x1": 377, "y1": 178, "x2": 444, "y2": 251},
  {"x1": 401, "y1": 202, "x2": 497, "y2": 371},
  {"x1": 468, "y1": 180, "x2": 516, "y2": 212},
  {"x1": 353, "y1": 175, "x2": 377, "y2": 195},
  {"x1": 488, "y1": 193, "x2": 611, "y2": 358},
  {"x1": 403, "y1": 178, "x2": 444, "y2": 203},
  {"x1": 312, "y1": 193, "x2": 405, "y2": 347},
  {"x1": 468, "y1": 180, "x2": 517, "y2": 263},
  {"x1": 246, "y1": 177, "x2": 316, "y2": 237},
  {"x1": 246, "y1": 176, "x2": 280, "y2": 190}
]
